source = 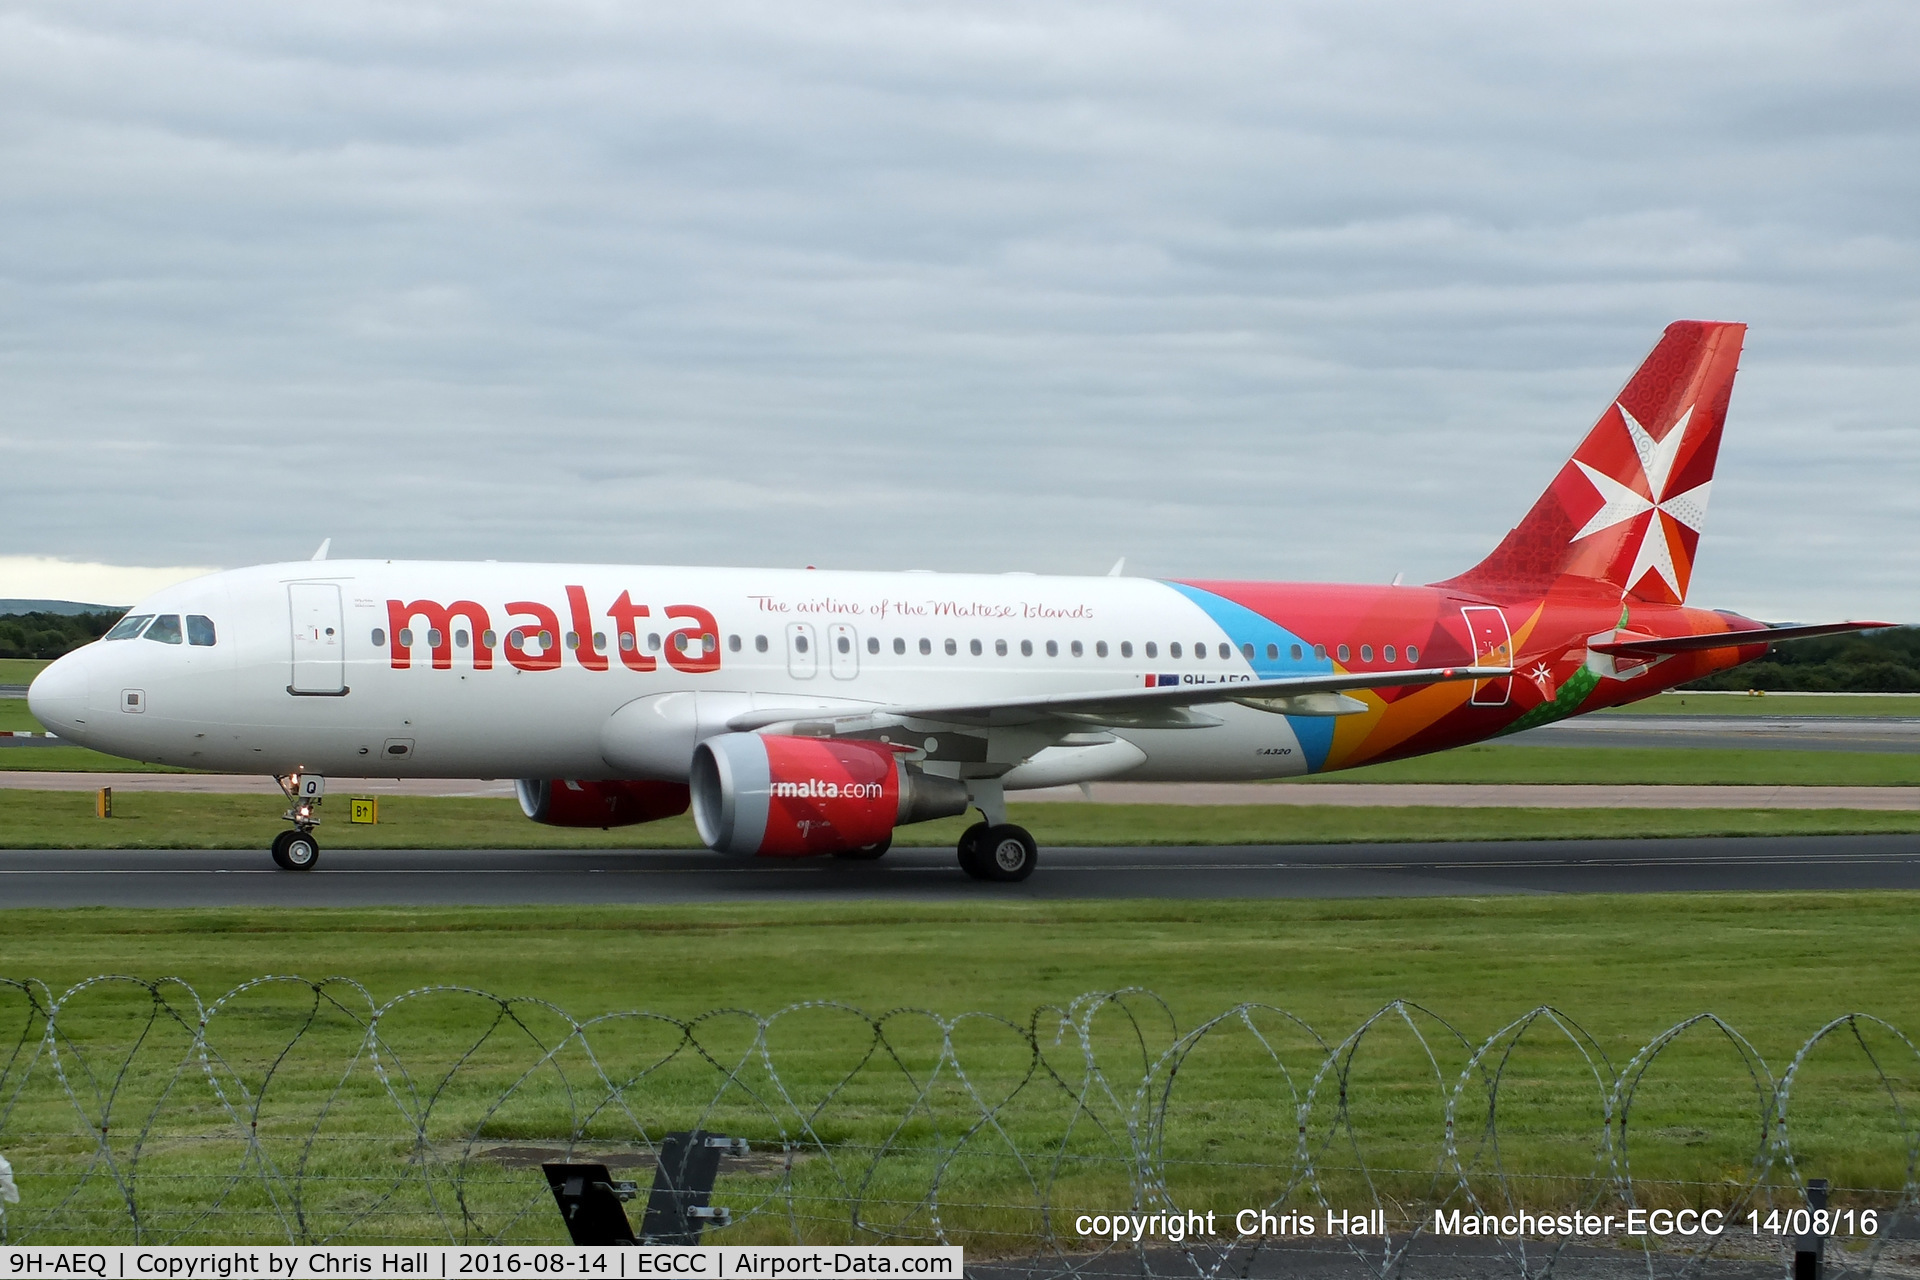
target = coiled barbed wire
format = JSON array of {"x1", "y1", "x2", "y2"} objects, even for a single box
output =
[{"x1": 0, "y1": 977, "x2": 1914, "y2": 1278}]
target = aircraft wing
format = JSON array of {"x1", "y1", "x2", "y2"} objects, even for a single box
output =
[
  {"x1": 727, "y1": 665, "x2": 1511, "y2": 733},
  {"x1": 1590, "y1": 620, "x2": 1894, "y2": 658}
]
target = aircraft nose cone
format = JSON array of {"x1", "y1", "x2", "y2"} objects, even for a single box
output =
[{"x1": 27, "y1": 652, "x2": 91, "y2": 738}]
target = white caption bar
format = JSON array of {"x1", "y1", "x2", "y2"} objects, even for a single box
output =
[{"x1": 0, "y1": 1248, "x2": 963, "y2": 1280}]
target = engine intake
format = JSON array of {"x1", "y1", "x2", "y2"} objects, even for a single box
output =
[
  {"x1": 517, "y1": 778, "x2": 691, "y2": 828},
  {"x1": 690, "y1": 733, "x2": 971, "y2": 856}
]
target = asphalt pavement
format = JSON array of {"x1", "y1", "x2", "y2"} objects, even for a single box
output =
[{"x1": 2, "y1": 834, "x2": 1915, "y2": 907}]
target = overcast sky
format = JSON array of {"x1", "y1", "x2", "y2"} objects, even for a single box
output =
[{"x1": 2, "y1": 0, "x2": 1914, "y2": 620}]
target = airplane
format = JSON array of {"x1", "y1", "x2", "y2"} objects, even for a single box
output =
[{"x1": 27, "y1": 320, "x2": 1890, "y2": 881}]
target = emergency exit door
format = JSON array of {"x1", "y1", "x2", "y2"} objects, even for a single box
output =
[
  {"x1": 1460, "y1": 605, "x2": 1512, "y2": 706},
  {"x1": 289, "y1": 583, "x2": 348, "y2": 695}
]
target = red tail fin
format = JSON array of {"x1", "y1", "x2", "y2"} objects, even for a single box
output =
[{"x1": 1438, "y1": 320, "x2": 1746, "y2": 604}]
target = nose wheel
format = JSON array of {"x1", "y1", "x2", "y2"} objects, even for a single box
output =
[
  {"x1": 272, "y1": 772, "x2": 326, "y2": 871},
  {"x1": 271, "y1": 829, "x2": 320, "y2": 871},
  {"x1": 958, "y1": 822, "x2": 1036, "y2": 882}
]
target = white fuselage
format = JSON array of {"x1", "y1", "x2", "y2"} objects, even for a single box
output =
[{"x1": 28, "y1": 560, "x2": 1337, "y2": 786}]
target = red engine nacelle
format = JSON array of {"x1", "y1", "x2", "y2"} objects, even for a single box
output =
[
  {"x1": 690, "y1": 733, "x2": 970, "y2": 856},
  {"x1": 516, "y1": 778, "x2": 691, "y2": 828}
]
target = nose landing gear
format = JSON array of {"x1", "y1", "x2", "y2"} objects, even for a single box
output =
[{"x1": 271, "y1": 773, "x2": 325, "y2": 871}]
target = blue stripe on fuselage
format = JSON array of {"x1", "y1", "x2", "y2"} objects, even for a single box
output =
[{"x1": 1164, "y1": 581, "x2": 1337, "y2": 772}]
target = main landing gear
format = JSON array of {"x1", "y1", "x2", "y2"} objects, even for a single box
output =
[
  {"x1": 271, "y1": 773, "x2": 325, "y2": 872},
  {"x1": 957, "y1": 821, "x2": 1037, "y2": 883}
]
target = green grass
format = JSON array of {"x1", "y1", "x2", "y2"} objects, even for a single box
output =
[
  {"x1": 0, "y1": 657, "x2": 49, "y2": 684},
  {"x1": 1603, "y1": 691, "x2": 1920, "y2": 716},
  {"x1": 5, "y1": 789, "x2": 1920, "y2": 849},
  {"x1": 1, "y1": 896, "x2": 1916, "y2": 1245},
  {"x1": 0, "y1": 744, "x2": 196, "y2": 771},
  {"x1": 1300, "y1": 744, "x2": 1920, "y2": 785},
  {"x1": 0, "y1": 698, "x2": 47, "y2": 730}
]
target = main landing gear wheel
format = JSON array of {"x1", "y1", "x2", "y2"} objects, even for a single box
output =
[
  {"x1": 271, "y1": 830, "x2": 320, "y2": 871},
  {"x1": 960, "y1": 823, "x2": 1036, "y2": 882},
  {"x1": 833, "y1": 837, "x2": 892, "y2": 861},
  {"x1": 956, "y1": 821, "x2": 991, "y2": 879}
]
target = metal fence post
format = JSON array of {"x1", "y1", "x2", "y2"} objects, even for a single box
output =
[{"x1": 1793, "y1": 1178, "x2": 1829, "y2": 1280}]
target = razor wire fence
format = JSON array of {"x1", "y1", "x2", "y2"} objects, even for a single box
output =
[{"x1": 0, "y1": 977, "x2": 1916, "y2": 1276}]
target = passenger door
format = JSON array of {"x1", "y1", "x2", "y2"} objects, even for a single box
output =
[
  {"x1": 289, "y1": 583, "x2": 348, "y2": 695},
  {"x1": 1460, "y1": 605, "x2": 1512, "y2": 706}
]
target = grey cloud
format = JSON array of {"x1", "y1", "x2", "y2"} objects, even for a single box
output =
[{"x1": 0, "y1": 0, "x2": 1914, "y2": 622}]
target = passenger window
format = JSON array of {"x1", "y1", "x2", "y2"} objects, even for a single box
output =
[
  {"x1": 105, "y1": 614, "x2": 153, "y2": 641},
  {"x1": 729, "y1": 634, "x2": 742, "y2": 652},
  {"x1": 1384, "y1": 644, "x2": 1396, "y2": 662},
  {"x1": 619, "y1": 632, "x2": 636, "y2": 651},
  {"x1": 996, "y1": 639, "x2": 1009, "y2": 656},
  {"x1": 483, "y1": 630, "x2": 498, "y2": 648},
  {"x1": 1122, "y1": 641, "x2": 1134, "y2": 658},
  {"x1": 1242, "y1": 643, "x2": 1254, "y2": 660},
  {"x1": 371, "y1": 627, "x2": 387, "y2": 647},
  {"x1": 945, "y1": 639, "x2": 956, "y2": 655},
  {"x1": 431, "y1": 629, "x2": 446, "y2": 649},
  {"x1": 1019, "y1": 639, "x2": 1032, "y2": 657},
  {"x1": 647, "y1": 633, "x2": 661, "y2": 651},
  {"x1": 538, "y1": 630, "x2": 554, "y2": 650},
  {"x1": 145, "y1": 614, "x2": 183, "y2": 644},
  {"x1": 1046, "y1": 640, "x2": 1059, "y2": 657},
  {"x1": 970, "y1": 639, "x2": 983, "y2": 656},
  {"x1": 755, "y1": 635, "x2": 768, "y2": 653},
  {"x1": 455, "y1": 629, "x2": 470, "y2": 649},
  {"x1": 1407, "y1": 644, "x2": 1420, "y2": 663},
  {"x1": 1096, "y1": 641, "x2": 1109, "y2": 657},
  {"x1": 187, "y1": 615, "x2": 217, "y2": 646},
  {"x1": 1170, "y1": 642, "x2": 1183, "y2": 659},
  {"x1": 795, "y1": 635, "x2": 809, "y2": 654},
  {"x1": 1360, "y1": 644, "x2": 1373, "y2": 662},
  {"x1": 1291, "y1": 644, "x2": 1303, "y2": 660},
  {"x1": 1338, "y1": 644, "x2": 1351, "y2": 662},
  {"x1": 894, "y1": 637, "x2": 906, "y2": 655},
  {"x1": 836, "y1": 635, "x2": 850, "y2": 654},
  {"x1": 401, "y1": 628, "x2": 417, "y2": 648},
  {"x1": 1071, "y1": 640, "x2": 1083, "y2": 657},
  {"x1": 1145, "y1": 642, "x2": 1156, "y2": 658},
  {"x1": 867, "y1": 636, "x2": 879, "y2": 654},
  {"x1": 1314, "y1": 644, "x2": 1327, "y2": 660},
  {"x1": 1265, "y1": 643, "x2": 1277, "y2": 660},
  {"x1": 920, "y1": 638, "x2": 932, "y2": 655},
  {"x1": 1219, "y1": 643, "x2": 1231, "y2": 659}
]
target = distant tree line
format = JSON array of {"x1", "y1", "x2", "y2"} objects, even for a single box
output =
[
  {"x1": 0, "y1": 611, "x2": 123, "y2": 660},
  {"x1": 1681, "y1": 625, "x2": 1919, "y2": 693}
]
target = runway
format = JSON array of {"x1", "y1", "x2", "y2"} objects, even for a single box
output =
[{"x1": 2, "y1": 835, "x2": 1915, "y2": 907}]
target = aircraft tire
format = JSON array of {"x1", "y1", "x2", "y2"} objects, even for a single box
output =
[
  {"x1": 979, "y1": 824, "x2": 1037, "y2": 883},
  {"x1": 280, "y1": 831, "x2": 320, "y2": 872},
  {"x1": 956, "y1": 822, "x2": 992, "y2": 879},
  {"x1": 270, "y1": 830, "x2": 294, "y2": 870},
  {"x1": 833, "y1": 837, "x2": 892, "y2": 860}
]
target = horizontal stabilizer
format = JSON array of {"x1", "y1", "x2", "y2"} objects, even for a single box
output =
[{"x1": 1590, "y1": 620, "x2": 1894, "y2": 658}]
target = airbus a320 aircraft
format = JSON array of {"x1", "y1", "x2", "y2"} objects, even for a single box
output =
[{"x1": 29, "y1": 321, "x2": 1887, "y2": 881}]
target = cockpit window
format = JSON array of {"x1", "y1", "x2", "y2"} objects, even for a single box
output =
[
  {"x1": 144, "y1": 614, "x2": 184, "y2": 645},
  {"x1": 105, "y1": 614, "x2": 153, "y2": 641},
  {"x1": 187, "y1": 615, "x2": 217, "y2": 646}
]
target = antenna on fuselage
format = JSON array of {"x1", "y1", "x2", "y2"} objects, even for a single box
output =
[
  {"x1": 311, "y1": 539, "x2": 331, "y2": 562},
  {"x1": 1107, "y1": 557, "x2": 1126, "y2": 577}
]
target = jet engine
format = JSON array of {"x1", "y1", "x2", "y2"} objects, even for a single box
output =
[
  {"x1": 690, "y1": 733, "x2": 971, "y2": 856},
  {"x1": 516, "y1": 778, "x2": 691, "y2": 828}
]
